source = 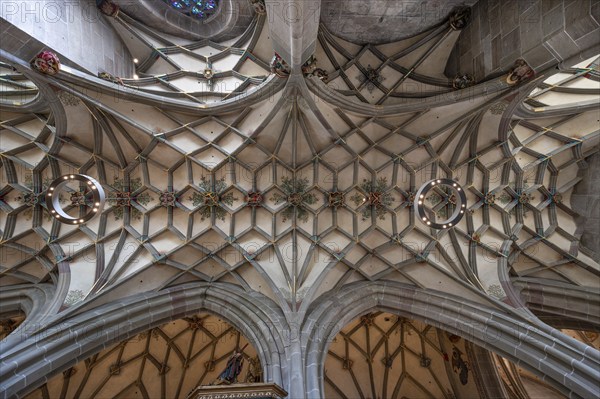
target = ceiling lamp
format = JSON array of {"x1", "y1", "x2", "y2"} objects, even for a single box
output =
[
  {"x1": 415, "y1": 178, "x2": 467, "y2": 230},
  {"x1": 45, "y1": 174, "x2": 106, "y2": 224}
]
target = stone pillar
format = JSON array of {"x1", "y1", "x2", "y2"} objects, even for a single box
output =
[{"x1": 287, "y1": 328, "x2": 305, "y2": 399}]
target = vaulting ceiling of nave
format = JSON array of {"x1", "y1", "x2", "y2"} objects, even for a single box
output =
[
  {"x1": 1, "y1": 4, "x2": 598, "y2": 320},
  {"x1": 1, "y1": 0, "x2": 599, "y2": 331}
]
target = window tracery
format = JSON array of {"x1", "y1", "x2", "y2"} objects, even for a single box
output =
[{"x1": 163, "y1": 0, "x2": 218, "y2": 20}]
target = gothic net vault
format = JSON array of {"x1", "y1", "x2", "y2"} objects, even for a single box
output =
[{"x1": 1, "y1": 0, "x2": 599, "y2": 398}]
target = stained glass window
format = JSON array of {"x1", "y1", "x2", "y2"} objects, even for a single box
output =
[{"x1": 163, "y1": 0, "x2": 218, "y2": 20}]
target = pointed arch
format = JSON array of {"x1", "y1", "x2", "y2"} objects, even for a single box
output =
[
  {"x1": 0, "y1": 282, "x2": 288, "y2": 398},
  {"x1": 302, "y1": 281, "x2": 600, "y2": 398}
]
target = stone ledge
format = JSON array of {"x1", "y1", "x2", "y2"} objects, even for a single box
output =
[{"x1": 186, "y1": 383, "x2": 288, "y2": 399}]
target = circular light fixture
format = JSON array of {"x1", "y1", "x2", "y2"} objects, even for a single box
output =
[
  {"x1": 45, "y1": 174, "x2": 105, "y2": 225},
  {"x1": 415, "y1": 178, "x2": 467, "y2": 230}
]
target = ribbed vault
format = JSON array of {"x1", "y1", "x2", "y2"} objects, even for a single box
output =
[
  {"x1": 24, "y1": 312, "x2": 261, "y2": 399},
  {"x1": 0, "y1": 283, "x2": 288, "y2": 398},
  {"x1": 302, "y1": 281, "x2": 600, "y2": 398}
]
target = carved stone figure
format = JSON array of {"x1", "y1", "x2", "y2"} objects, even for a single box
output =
[
  {"x1": 245, "y1": 356, "x2": 262, "y2": 383},
  {"x1": 31, "y1": 51, "x2": 60, "y2": 75},
  {"x1": 311, "y1": 68, "x2": 328, "y2": 81},
  {"x1": 270, "y1": 53, "x2": 290, "y2": 77},
  {"x1": 97, "y1": 0, "x2": 120, "y2": 17},
  {"x1": 250, "y1": 0, "x2": 266, "y2": 15},
  {"x1": 451, "y1": 346, "x2": 469, "y2": 385},
  {"x1": 449, "y1": 7, "x2": 471, "y2": 30},
  {"x1": 452, "y1": 74, "x2": 475, "y2": 89},
  {"x1": 302, "y1": 55, "x2": 317, "y2": 75},
  {"x1": 98, "y1": 71, "x2": 123, "y2": 85},
  {"x1": 213, "y1": 345, "x2": 247, "y2": 385},
  {"x1": 507, "y1": 59, "x2": 534, "y2": 85}
]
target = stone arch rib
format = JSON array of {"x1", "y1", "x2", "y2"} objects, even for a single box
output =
[
  {"x1": 0, "y1": 283, "x2": 57, "y2": 343},
  {"x1": 513, "y1": 277, "x2": 600, "y2": 332},
  {"x1": 302, "y1": 281, "x2": 600, "y2": 399},
  {"x1": 0, "y1": 283, "x2": 288, "y2": 399}
]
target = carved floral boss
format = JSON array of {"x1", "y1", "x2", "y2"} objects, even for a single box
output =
[{"x1": 42, "y1": 174, "x2": 467, "y2": 230}]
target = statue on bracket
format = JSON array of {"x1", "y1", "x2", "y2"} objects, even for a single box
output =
[
  {"x1": 245, "y1": 356, "x2": 262, "y2": 383},
  {"x1": 451, "y1": 346, "x2": 469, "y2": 385},
  {"x1": 213, "y1": 344, "x2": 247, "y2": 385}
]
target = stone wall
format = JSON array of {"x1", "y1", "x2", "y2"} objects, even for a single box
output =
[
  {"x1": 320, "y1": 0, "x2": 478, "y2": 44},
  {"x1": 572, "y1": 153, "x2": 600, "y2": 261},
  {"x1": 445, "y1": 0, "x2": 600, "y2": 80},
  {"x1": 0, "y1": 0, "x2": 133, "y2": 77}
]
